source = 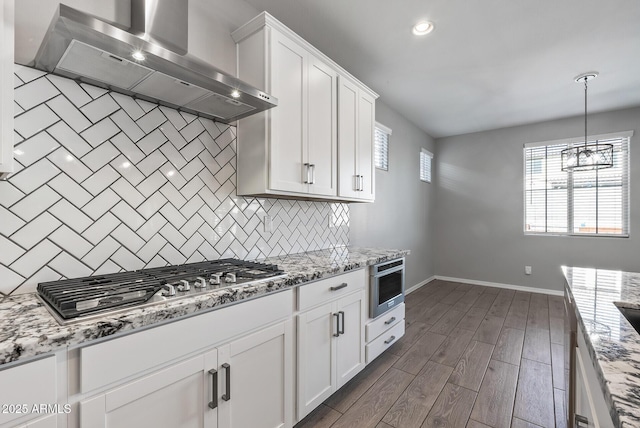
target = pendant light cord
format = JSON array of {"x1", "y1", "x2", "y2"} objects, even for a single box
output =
[{"x1": 584, "y1": 77, "x2": 588, "y2": 149}]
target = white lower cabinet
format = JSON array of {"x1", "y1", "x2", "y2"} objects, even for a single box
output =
[
  {"x1": 80, "y1": 320, "x2": 292, "y2": 428},
  {"x1": 80, "y1": 350, "x2": 219, "y2": 428},
  {"x1": 0, "y1": 356, "x2": 58, "y2": 428},
  {"x1": 574, "y1": 325, "x2": 615, "y2": 428},
  {"x1": 296, "y1": 290, "x2": 365, "y2": 420}
]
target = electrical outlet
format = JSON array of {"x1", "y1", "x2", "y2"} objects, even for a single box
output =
[
  {"x1": 525, "y1": 266, "x2": 532, "y2": 275},
  {"x1": 264, "y1": 215, "x2": 272, "y2": 233}
]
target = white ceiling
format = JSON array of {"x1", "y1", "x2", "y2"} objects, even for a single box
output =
[{"x1": 242, "y1": 0, "x2": 640, "y2": 138}]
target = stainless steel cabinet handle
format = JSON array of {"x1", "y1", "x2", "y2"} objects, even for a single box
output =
[
  {"x1": 221, "y1": 363, "x2": 231, "y2": 401},
  {"x1": 353, "y1": 174, "x2": 359, "y2": 191},
  {"x1": 208, "y1": 369, "x2": 218, "y2": 409},
  {"x1": 304, "y1": 163, "x2": 311, "y2": 184},
  {"x1": 333, "y1": 313, "x2": 340, "y2": 337},
  {"x1": 338, "y1": 311, "x2": 345, "y2": 335},
  {"x1": 359, "y1": 175, "x2": 364, "y2": 191},
  {"x1": 575, "y1": 415, "x2": 588, "y2": 428},
  {"x1": 330, "y1": 283, "x2": 348, "y2": 291},
  {"x1": 309, "y1": 164, "x2": 316, "y2": 184},
  {"x1": 384, "y1": 316, "x2": 396, "y2": 325},
  {"x1": 384, "y1": 335, "x2": 396, "y2": 344}
]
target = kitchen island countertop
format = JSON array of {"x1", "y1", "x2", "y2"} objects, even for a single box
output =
[
  {"x1": 0, "y1": 246, "x2": 408, "y2": 367},
  {"x1": 563, "y1": 266, "x2": 640, "y2": 428}
]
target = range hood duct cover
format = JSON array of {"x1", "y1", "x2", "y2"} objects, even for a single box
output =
[{"x1": 33, "y1": 1, "x2": 276, "y2": 123}]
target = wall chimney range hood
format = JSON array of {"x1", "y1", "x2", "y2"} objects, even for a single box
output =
[{"x1": 33, "y1": 0, "x2": 277, "y2": 123}]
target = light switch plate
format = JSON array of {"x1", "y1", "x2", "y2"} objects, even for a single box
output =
[{"x1": 264, "y1": 215, "x2": 272, "y2": 233}]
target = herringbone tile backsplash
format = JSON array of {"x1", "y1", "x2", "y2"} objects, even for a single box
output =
[{"x1": 0, "y1": 64, "x2": 349, "y2": 295}]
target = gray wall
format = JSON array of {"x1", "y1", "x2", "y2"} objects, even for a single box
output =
[
  {"x1": 350, "y1": 100, "x2": 437, "y2": 289},
  {"x1": 434, "y1": 106, "x2": 640, "y2": 292}
]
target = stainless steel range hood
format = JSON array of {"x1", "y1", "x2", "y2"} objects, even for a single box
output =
[{"x1": 33, "y1": 1, "x2": 276, "y2": 123}]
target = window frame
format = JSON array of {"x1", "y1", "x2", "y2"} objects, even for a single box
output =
[
  {"x1": 420, "y1": 148, "x2": 433, "y2": 183},
  {"x1": 374, "y1": 122, "x2": 392, "y2": 171},
  {"x1": 523, "y1": 130, "x2": 633, "y2": 238}
]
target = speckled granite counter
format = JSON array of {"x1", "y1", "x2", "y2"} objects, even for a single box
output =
[
  {"x1": 563, "y1": 266, "x2": 640, "y2": 428},
  {"x1": 0, "y1": 247, "x2": 408, "y2": 367}
]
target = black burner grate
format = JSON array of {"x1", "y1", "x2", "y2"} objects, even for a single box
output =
[{"x1": 37, "y1": 259, "x2": 285, "y2": 321}]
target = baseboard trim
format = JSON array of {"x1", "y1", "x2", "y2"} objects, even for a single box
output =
[
  {"x1": 434, "y1": 275, "x2": 563, "y2": 296},
  {"x1": 406, "y1": 276, "x2": 436, "y2": 295}
]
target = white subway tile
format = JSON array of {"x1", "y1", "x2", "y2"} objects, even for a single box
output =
[
  {"x1": 158, "y1": 243, "x2": 186, "y2": 265},
  {"x1": 10, "y1": 239, "x2": 61, "y2": 278},
  {"x1": 81, "y1": 188, "x2": 120, "y2": 221},
  {"x1": 136, "y1": 212, "x2": 167, "y2": 242},
  {"x1": 110, "y1": 155, "x2": 145, "y2": 186},
  {"x1": 49, "y1": 252, "x2": 92, "y2": 279},
  {"x1": 111, "y1": 224, "x2": 145, "y2": 252},
  {"x1": 49, "y1": 173, "x2": 93, "y2": 209},
  {"x1": 10, "y1": 212, "x2": 61, "y2": 249},
  {"x1": 46, "y1": 74, "x2": 92, "y2": 107},
  {"x1": 160, "y1": 106, "x2": 187, "y2": 130},
  {"x1": 136, "y1": 234, "x2": 166, "y2": 263},
  {"x1": 49, "y1": 199, "x2": 93, "y2": 233},
  {"x1": 136, "y1": 128, "x2": 167, "y2": 155},
  {"x1": 12, "y1": 131, "x2": 60, "y2": 167},
  {"x1": 181, "y1": 119, "x2": 205, "y2": 143},
  {"x1": 82, "y1": 212, "x2": 120, "y2": 245},
  {"x1": 111, "y1": 109, "x2": 144, "y2": 142},
  {"x1": 111, "y1": 132, "x2": 145, "y2": 164},
  {"x1": 49, "y1": 225, "x2": 93, "y2": 259},
  {"x1": 0, "y1": 235, "x2": 26, "y2": 265},
  {"x1": 47, "y1": 147, "x2": 92, "y2": 183},
  {"x1": 15, "y1": 77, "x2": 59, "y2": 111},
  {"x1": 81, "y1": 236, "x2": 120, "y2": 270},
  {"x1": 109, "y1": 177, "x2": 145, "y2": 208},
  {"x1": 47, "y1": 95, "x2": 91, "y2": 132},
  {"x1": 81, "y1": 118, "x2": 119, "y2": 147},
  {"x1": 111, "y1": 92, "x2": 145, "y2": 120},
  {"x1": 93, "y1": 259, "x2": 121, "y2": 276},
  {"x1": 136, "y1": 170, "x2": 167, "y2": 197},
  {"x1": 14, "y1": 104, "x2": 59, "y2": 139},
  {"x1": 111, "y1": 201, "x2": 146, "y2": 231},
  {"x1": 81, "y1": 165, "x2": 119, "y2": 196},
  {"x1": 159, "y1": 223, "x2": 187, "y2": 248},
  {"x1": 159, "y1": 121, "x2": 188, "y2": 149},
  {"x1": 47, "y1": 121, "x2": 93, "y2": 157},
  {"x1": 110, "y1": 247, "x2": 144, "y2": 271},
  {"x1": 14, "y1": 64, "x2": 46, "y2": 83},
  {"x1": 137, "y1": 192, "x2": 168, "y2": 219},
  {"x1": 10, "y1": 186, "x2": 61, "y2": 222},
  {"x1": 0, "y1": 265, "x2": 25, "y2": 295},
  {"x1": 137, "y1": 149, "x2": 167, "y2": 177},
  {"x1": 82, "y1": 141, "x2": 120, "y2": 172},
  {"x1": 80, "y1": 83, "x2": 107, "y2": 99},
  {"x1": 137, "y1": 108, "x2": 166, "y2": 133}
]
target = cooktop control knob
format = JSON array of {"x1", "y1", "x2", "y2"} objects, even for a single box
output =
[
  {"x1": 225, "y1": 273, "x2": 236, "y2": 283},
  {"x1": 195, "y1": 277, "x2": 207, "y2": 288},
  {"x1": 210, "y1": 273, "x2": 222, "y2": 285},
  {"x1": 177, "y1": 280, "x2": 190, "y2": 291}
]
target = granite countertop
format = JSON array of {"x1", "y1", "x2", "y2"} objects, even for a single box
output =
[
  {"x1": 562, "y1": 266, "x2": 640, "y2": 428},
  {"x1": 0, "y1": 247, "x2": 408, "y2": 367}
]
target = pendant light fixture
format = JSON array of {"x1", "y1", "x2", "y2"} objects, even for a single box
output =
[{"x1": 561, "y1": 72, "x2": 613, "y2": 172}]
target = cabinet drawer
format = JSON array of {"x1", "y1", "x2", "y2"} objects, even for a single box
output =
[
  {"x1": 0, "y1": 357, "x2": 57, "y2": 426},
  {"x1": 297, "y1": 269, "x2": 365, "y2": 311},
  {"x1": 80, "y1": 289, "x2": 293, "y2": 393},
  {"x1": 365, "y1": 304, "x2": 404, "y2": 342},
  {"x1": 365, "y1": 321, "x2": 404, "y2": 364}
]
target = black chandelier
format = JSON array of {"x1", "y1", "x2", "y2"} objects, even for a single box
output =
[{"x1": 561, "y1": 73, "x2": 613, "y2": 172}]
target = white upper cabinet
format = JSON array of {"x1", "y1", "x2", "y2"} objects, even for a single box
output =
[
  {"x1": 0, "y1": 0, "x2": 14, "y2": 179},
  {"x1": 337, "y1": 77, "x2": 375, "y2": 201},
  {"x1": 232, "y1": 12, "x2": 376, "y2": 202}
]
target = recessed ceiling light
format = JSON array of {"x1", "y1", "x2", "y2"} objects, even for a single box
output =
[
  {"x1": 412, "y1": 21, "x2": 434, "y2": 36},
  {"x1": 231, "y1": 90, "x2": 241, "y2": 98},
  {"x1": 132, "y1": 50, "x2": 146, "y2": 61}
]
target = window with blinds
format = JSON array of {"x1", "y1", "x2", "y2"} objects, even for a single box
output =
[
  {"x1": 420, "y1": 148, "x2": 433, "y2": 183},
  {"x1": 524, "y1": 131, "x2": 632, "y2": 236},
  {"x1": 374, "y1": 122, "x2": 391, "y2": 171}
]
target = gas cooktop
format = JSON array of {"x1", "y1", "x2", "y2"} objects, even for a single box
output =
[{"x1": 37, "y1": 259, "x2": 286, "y2": 324}]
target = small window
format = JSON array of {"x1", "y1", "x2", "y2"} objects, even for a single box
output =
[
  {"x1": 524, "y1": 131, "x2": 632, "y2": 236},
  {"x1": 420, "y1": 148, "x2": 433, "y2": 182},
  {"x1": 374, "y1": 122, "x2": 392, "y2": 171}
]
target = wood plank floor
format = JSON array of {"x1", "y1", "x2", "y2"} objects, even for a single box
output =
[{"x1": 295, "y1": 280, "x2": 564, "y2": 428}]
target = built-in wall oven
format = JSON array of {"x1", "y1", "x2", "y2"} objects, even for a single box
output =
[{"x1": 370, "y1": 258, "x2": 405, "y2": 318}]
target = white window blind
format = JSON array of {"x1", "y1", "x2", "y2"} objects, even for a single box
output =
[
  {"x1": 524, "y1": 131, "x2": 632, "y2": 236},
  {"x1": 420, "y1": 148, "x2": 433, "y2": 183},
  {"x1": 374, "y1": 122, "x2": 391, "y2": 171}
]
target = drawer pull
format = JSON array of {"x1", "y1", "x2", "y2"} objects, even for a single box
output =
[
  {"x1": 384, "y1": 316, "x2": 396, "y2": 325},
  {"x1": 575, "y1": 415, "x2": 588, "y2": 428},
  {"x1": 330, "y1": 283, "x2": 348, "y2": 291},
  {"x1": 208, "y1": 369, "x2": 218, "y2": 409},
  {"x1": 384, "y1": 335, "x2": 396, "y2": 345},
  {"x1": 221, "y1": 363, "x2": 231, "y2": 401}
]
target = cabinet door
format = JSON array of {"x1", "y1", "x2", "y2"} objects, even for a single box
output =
[
  {"x1": 14, "y1": 414, "x2": 57, "y2": 428},
  {"x1": 269, "y1": 31, "x2": 307, "y2": 194},
  {"x1": 218, "y1": 320, "x2": 293, "y2": 428},
  {"x1": 337, "y1": 77, "x2": 359, "y2": 199},
  {"x1": 307, "y1": 57, "x2": 337, "y2": 196},
  {"x1": 357, "y1": 92, "x2": 375, "y2": 201},
  {"x1": 574, "y1": 350, "x2": 597, "y2": 428},
  {"x1": 296, "y1": 302, "x2": 336, "y2": 419},
  {"x1": 80, "y1": 351, "x2": 218, "y2": 428},
  {"x1": 335, "y1": 290, "x2": 366, "y2": 388},
  {"x1": 0, "y1": 0, "x2": 14, "y2": 178}
]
